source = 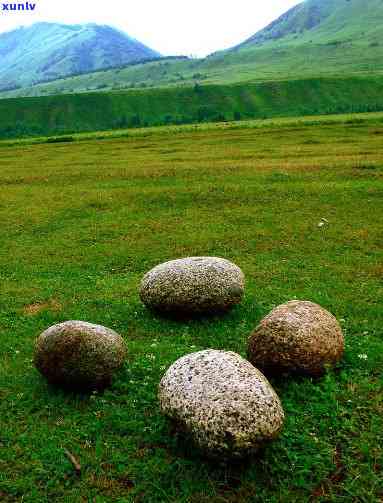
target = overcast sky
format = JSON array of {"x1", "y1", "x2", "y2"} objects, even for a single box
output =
[{"x1": 0, "y1": 0, "x2": 301, "y2": 56}]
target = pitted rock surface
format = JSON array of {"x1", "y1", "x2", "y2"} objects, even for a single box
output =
[
  {"x1": 140, "y1": 257, "x2": 245, "y2": 315},
  {"x1": 159, "y1": 350, "x2": 284, "y2": 459},
  {"x1": 248, "y1": 300, "x2": 344, "y2": 377},
  {"x1": 34, "y1": 321, "x2": 127, "y2": 391}
]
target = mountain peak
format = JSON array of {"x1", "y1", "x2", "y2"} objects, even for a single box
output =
[
  {"x1": 0, "y1": 22, "x2": 161, "y2": 90},
  {"x1": 233, "y1": 0, "x2": 383, "y2": 50}
]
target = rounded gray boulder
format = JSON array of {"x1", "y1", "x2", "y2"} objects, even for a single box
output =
[
  {"x1": 140, "y1": 257, "x2": 245, "y2": 315},
  {"x1": 34, "y1": 320, "x2": 127, "y2": 391},
  {"x1": 159, "y1": 350, "x2": 284, "y2": 459},
  {"x1": 248, "y1": 300, "x2": 344, "y2": 377}
]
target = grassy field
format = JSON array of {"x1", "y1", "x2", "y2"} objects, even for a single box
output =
[
  {"x1": 1, "y1": 75, "x2": 383, "y2": 140},
  {"x1": 0, "y1": 114, "x2": 382, "y2": 502}
]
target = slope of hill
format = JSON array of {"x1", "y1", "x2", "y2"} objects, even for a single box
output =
[
  {"x1": 233, "y1": 0, "x2": 383, "y2": 50},
  {"x1": 0, "y1": 22, "x2": 160, "y2": 90},
  {"x1": 2, "y1": 0, "x2": 383, "y2": 99},
  {"x1": 214, "y1": 0, "x2": 383, "y2": 70},
  {"x1": 234, "y1": 0, "x2": 336, "y2": 49},
  {"x1": 198, "y1": 0, "x2": 383, "y2": 86},
  {"x1": 1, "y1": 75, "x2": 383, "y2": 139}
]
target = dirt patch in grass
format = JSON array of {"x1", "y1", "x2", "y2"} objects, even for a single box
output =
[{"x1": 23, "y1": 299, "x2": 62, "y2": 316}]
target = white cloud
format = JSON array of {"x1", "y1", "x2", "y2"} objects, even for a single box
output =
[{"x1": 0, "y1": 0, "x2": 301, "y2": 56}]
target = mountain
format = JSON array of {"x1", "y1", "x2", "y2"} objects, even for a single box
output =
[
  {"x1": 233, "y1": 0, "x2": 383, "y2": 50},
  {"x1": 0, "y1": 22, "x2": 160, "y2": 90},
  {"x1": 196, "y1": 0, "x2": 383, "y2": 86},
  {"x1": 2, "y1": 0, "x2": 383, "y2": 100}
]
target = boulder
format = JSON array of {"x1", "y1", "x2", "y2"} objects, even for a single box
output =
[
  {"x1": 248, "y1": 300, "x2": 344, "y2": 377},
  {"x1": 34, "y1": 320, "x2": 127, "y2": 391},
  {"x1": 140, "y1": 257, "x2": 244, "y2": 316},
  {"x1": 159, "y1": 349, "x2": 284, "y2": 459}
]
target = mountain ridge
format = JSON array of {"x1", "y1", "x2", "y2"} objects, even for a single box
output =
[
  {"x1": 231, "y1": 0, "x2": 383, "y2": 51},
  {"x1": 2, "y1": 0, "x2": 383, "y2": 98},
  {"x1": 233, "y1": 0, "x2": 334, "y2": 49},
  {"x1": 0, "y1": 22, "x2": 161, "y2": 90}
]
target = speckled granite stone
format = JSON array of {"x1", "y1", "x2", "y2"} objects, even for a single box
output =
[
  {"x1": 140, "y1": 257, "x2": 245, "y2": 316},
  {"x1": 248, "y1": 300, "x2": 344, "y2": 377},
  {"x1": 159, "y1": 350, "x2": 284, "y2": 459},
  {"x1": 34, "y1": 321, "x2": 127, "y2": 391}
]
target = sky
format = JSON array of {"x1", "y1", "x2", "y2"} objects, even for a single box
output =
[{"x1": 0, "y1": 0, "x2": 302, "y2": 56}]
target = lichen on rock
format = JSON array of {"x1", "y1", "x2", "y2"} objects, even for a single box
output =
[
  {"x1": 139, "y1": 257, "x2": 245, "y2": 316},
  {"x1": 248, "y1": 300, "x2": 344, "y2": 377},
  {"x1": 34, "y1": 320, "x2": 127, "y2": 391},
  {"x1": 159, "y1": 349, "x2": 284, "y2": 459}
]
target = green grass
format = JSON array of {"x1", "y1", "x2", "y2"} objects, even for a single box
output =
[
  {"x1": 2, "y1": 75, "x2": 383, "y2": 140},
  {"x1": 0, "y1": 114, "x2": 382, "y2": 502}
]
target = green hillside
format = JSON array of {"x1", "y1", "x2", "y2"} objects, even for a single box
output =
[
  {"x1": 1, "y1": 76, "x2": 383, "y2": 139},
  {"x1": 2, "y1": 39, "x2": 383, "y2": 100},
  {"x1": 0, "y1": 22, "x2": 160, "y2": 91},
  {"x1": 2, "y1": 0, "x2": 383, "y2": 99},
  {"x1": 203, "y1": 0, "x2": 383, "y2": 85},
  {"x1": 1, "y1": 0, "x2": 383, "y2": 136},
  {"x1": 234, "y1": 0, "x2": 383, "y2": 49}
]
